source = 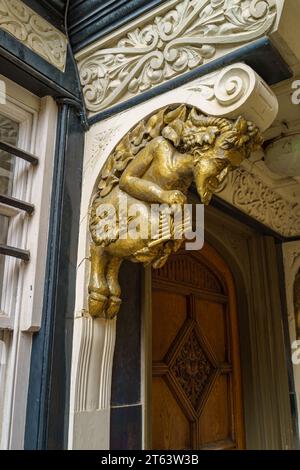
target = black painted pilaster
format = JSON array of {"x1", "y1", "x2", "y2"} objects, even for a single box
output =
[
  {"x1": 24, "y1": 103, "x2": 84, "y2": 449},
  {"x1": 110, "y1": 261, "x2": 143, "y2": 450}
]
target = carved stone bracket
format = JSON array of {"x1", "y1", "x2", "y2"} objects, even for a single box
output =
[
  {"x1": 77, "y1": 0, "x2": 277, "y2": 113},
  {"x1": 0, "y1": 0, "x2": 67, "y2": 71},
  {"x1": 184, "y1": 62, "x2": 277, "y2": 132},
  {"x1": 86, "y1": 63, "x2": 278, "y2": 321}
]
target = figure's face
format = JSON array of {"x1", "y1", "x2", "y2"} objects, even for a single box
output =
[{"x1": 193, "y1": 156, "x2": 230, "y2": 205}]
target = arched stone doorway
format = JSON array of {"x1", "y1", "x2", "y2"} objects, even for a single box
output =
[
  {"x1": 67, "y1": 63, "x2": 293, "y2": 450},
  {"x1": 136, "y1": 204, "x2": 294, "y2": 450}
]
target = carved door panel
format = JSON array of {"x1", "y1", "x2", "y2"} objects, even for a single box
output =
[{"x1": 151, "y1": 243, "x2": 245, "y2": 450}]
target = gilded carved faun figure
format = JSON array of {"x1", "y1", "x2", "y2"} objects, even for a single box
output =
[{"x1": 88, "y1": 105, "x2": 262, "y2": 319}]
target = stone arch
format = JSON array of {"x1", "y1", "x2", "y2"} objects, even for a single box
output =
[
  {"x1": 133, "y1": 204, "x2": 295, "y2": 450},
  {"x1": 68, "y1": 62, "x2": 278, "y2": 449}
]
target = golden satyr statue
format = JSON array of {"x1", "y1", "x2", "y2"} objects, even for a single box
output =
[{"x1": 88, "y1": 105, "x2": 262, "y2": 319}]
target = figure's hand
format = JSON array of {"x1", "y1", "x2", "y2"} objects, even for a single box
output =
[{"x1": 161, "y1": 190, "x2": 187, "y2": 205}]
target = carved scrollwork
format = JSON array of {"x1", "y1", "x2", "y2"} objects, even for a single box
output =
[
  {"x1": 186, "y1": 63, "x2": 278, "y2": 132},
  {"x1": 220, "y1": 169, "x2": 300, "y2": 237},
  {"x1": 79, "y1": 0, "x2": 277, "y2": 112},
  {"x1": 188, "y1": 64, "x2": 251, "y2": 107},
  {"x1": 171, "y1": 328, "x2": 214, "y2": 410},
  {"x1": 0, "y1": 0, "x2": 67, "y2": 71}
]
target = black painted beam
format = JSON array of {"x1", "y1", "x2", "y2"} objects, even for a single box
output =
[
  {"x1": 68, "y1": 0, "x2": 170, "y2": 52},
  {"x1": 22, "y1": 0, "x2": 66, "y2": 31},
  {"x1": 0, "y1": 29, "x2": 81, "y2": 101}
]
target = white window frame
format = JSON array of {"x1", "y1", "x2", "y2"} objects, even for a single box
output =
[{"x1": 0, "y1": 75, "x2": 57, "y2": 449}]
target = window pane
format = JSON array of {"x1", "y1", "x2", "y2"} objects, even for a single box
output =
[
  {"x1": 0, "y1": 115, "x2": 19, "y2": 309},
  {"x1": 0, "y1": 215, "x2": 8, "y2": 244},
  {"x1": 0, "y1": 114, "x2": 19, "y2": 196}
]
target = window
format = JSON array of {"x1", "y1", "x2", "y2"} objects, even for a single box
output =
[
  {"x1": 0, "y1": 76, "x2": 57, "y2": 449},
  {"x1": 0, "y1": 114, "x2": 21, "y2": 308}
]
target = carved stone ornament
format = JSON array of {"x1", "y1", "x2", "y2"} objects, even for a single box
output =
[
  {"x1": 88, "y1": 105, "x2": 264, "y2": 319},
  {"x1": 78, "y1": 0, "x2": 277, "y2": 113},
  {"x1": 0, "y1": 0, "x2": 67, "y2": 71},
  {"x1": 85, "y1": 63, "x2": 278, "y2": 320},
  {"x1": 218, "y1": 169, "x2": 300, "y2": 237}
]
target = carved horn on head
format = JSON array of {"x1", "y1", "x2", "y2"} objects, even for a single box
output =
[{"x1": 189, "y1": 108, "x2": 232, "y2": 132}]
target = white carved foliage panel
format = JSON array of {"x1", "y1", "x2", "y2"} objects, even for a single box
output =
[
  {"x1": 78, "y1": 0, "x2": 277, "y2": 113},
  {"x1": 0, "y1": 0, "x2": 67, "y2": 71}
]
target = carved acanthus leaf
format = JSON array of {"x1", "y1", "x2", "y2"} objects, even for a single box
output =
[
  {"x1": 0, "y1": 0, "x2": 67, "y2": 71},
  {"x1": 79, "y1": 0, "x2": 277, "y2": 113}
]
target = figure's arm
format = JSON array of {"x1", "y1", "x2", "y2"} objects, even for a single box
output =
[{"x1": 119, "y1": 140, "x2": 167, "y2": 203}]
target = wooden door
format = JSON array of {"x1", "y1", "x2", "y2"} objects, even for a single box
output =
[{"x1": 151, "y1": 243, "x2": 245, "y2": 450}]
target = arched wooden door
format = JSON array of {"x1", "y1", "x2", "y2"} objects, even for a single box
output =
[{"x1": 151, "y1": 243, "x2": 245, "y2": 450}]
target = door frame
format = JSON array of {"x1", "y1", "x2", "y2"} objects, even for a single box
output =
[{"x1": 142, "y1": 203, "x2": 295, "y2": 450}]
